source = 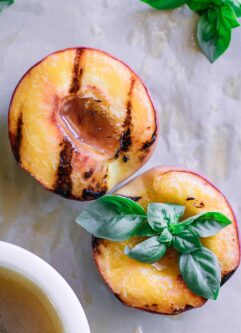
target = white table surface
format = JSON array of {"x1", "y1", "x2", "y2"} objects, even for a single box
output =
[{"x1": 0, "y1": 1, "x2": 241, "y2": 332}]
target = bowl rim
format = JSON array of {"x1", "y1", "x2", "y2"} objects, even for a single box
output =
[{"x1": 0, "y1": 241, "x2": 90, "y2": 333}]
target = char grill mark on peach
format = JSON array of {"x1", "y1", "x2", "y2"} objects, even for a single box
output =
[
  {"x1": 141, "y1": 126, "x2": 157, "y2": 151},
  {"x1": 82, "y1": 188, "x2": 107, "y2": 201},
  {"x1": 194, "y1": 201, "x2": 205, "y2": 208},
  {"x1": 122, "y1": 155, "x2": 129, "y2": 163},
  {"x1": 11, "y1": 112, "x2": 23, "y2": 163},
  {"x1": 69, "y1": 49, "x2": 83, "y2": 94},
  {"x1": 116, "y1": 194, "x2": 142, "y2": 202},
  {"x1": 115, "y1": 78, "x2": 135, "y2": 158},
  {"x1": 92, "y1": 237, "x2": 102, "y2": 255},
  {"x1": 221, "y1": 269, "x2": 236, "y2": 286},
  {"x1": 54, "y1": 138, "x2": 74, "y2": 198},
  {"x1": 83, "y1": 169, "x2": 94, "y2": 179},
  {"x1": 171, "y1": 304, "x2": 194, "y2": 314}
]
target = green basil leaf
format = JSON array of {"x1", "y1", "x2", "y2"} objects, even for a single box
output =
[
  {"x1": 76, "y1": 195, "x2": 146, "y2": 240},
  {"x1": 0, "y1": 0, "x2": 14, "y2": 12},
  {"x1": 187, "y1": 0, "x2": 214, "y2": 12},
  {"x1": 147, "y1": 203, "x2": 179, "y2": 232},
  {"x1": 179, "y1": 247, "x2": 221, "y2": 299},
  {"x1": 136, "y1": 222, "x2": 158, "y2": 237},
  {"x1": 172, "y1": 229, "x2": 201, "y2": 253},
  {"x1": 125, "y1": 236, "x2": 167, "y2": 263},
  {"x1": 227, "y1": 0, "x2": 241, "y2": 17},
  {"x1": 159, "y1": 228, "x2": 173, "y2": 243},
  {"x1": 197, "y1": 12, "x2": 232, "y2": 63},
  {"x1": 208, "y1": 7, "x2": 219, "y2": 25},
  {"x1": 140, "y1": 0, "x2": 186, "y2": 10},
  {"x1": 165, "y1": 203, "x2": 185, "y2": 219},
  {"x1": 180, "y1": 212, "x2": 232, "y2": 237},
  {"x1": 170, "y1": 223, "x2": 186, "y2": 235},
  {"x1": 219, "y1": 4, "x2": 240, "y2": 28},
  {"x1": 112, "y1": 195, "x2": 146, "y2": 215},
  {"x1": 97, "y1": 215, "x2": 145, "y2": 241}
]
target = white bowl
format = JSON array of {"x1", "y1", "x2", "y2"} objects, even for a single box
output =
[{"x1": 0, "y1": 241, "x2": 90, "y2": 333}]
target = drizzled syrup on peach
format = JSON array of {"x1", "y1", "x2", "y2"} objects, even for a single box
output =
[{"x1": 60, "y1": 95, "x2": 119, "y2": 156}]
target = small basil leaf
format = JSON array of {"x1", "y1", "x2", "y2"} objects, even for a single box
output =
[
  {"x1": 181, "y1": 212, "x2": 232, "y2": 237},
  {"x1": 208, "y1": 7, "x2": 219, "y2": 25},
  {"x1": 97, "y1": 215, "x2": 146, "y2": 241},
  {"x1": 173, "y1": 229, "x2": 201, "y2": 253},
  {"x1": 187, "y1": 0, "x2": 213, "y2": 12},
  {"x1": 179, "y1": 247, "x2": 221, "y2": 299},
  {"x1": 125, "y1": 236, "x2": 167, "y2": 263},
  {"x1": 227, "y1": 0, "x2": 241, "y2": 17},
  {"x1": 136, "y1": 222, "x2": 158, "y2": 237},
  {"x1": 219, "y1": 4, "x2": 240, "y2": 28},
  {"x1": 112, "y1": 195, "x2": 146, "y2": 215},
  {"x1": 140, "y1": 0, "x2": 186, "y2": 10},
  {"x1": 169, "y1": 222, "x2": 186, "y2": 235},
  {"x1": 0, "y1": 0, "x2": 14, "y2": 12},
  {"x1": 165, "y1": 203, "x2": 185, "y2": 220},
  {"x1": 159, "y1": 228, "x2": 173, "y2": 243},
  {"x1": 147, "y1": 203, "x2": 178, "y2": 232},
  {"x1": 76, "y1": 195, "x2": 146, "y2": 238},
  {"x1": 197, "y1": 12, "x2": 232, "y2": 63}
]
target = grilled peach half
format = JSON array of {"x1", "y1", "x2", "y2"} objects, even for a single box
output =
[
  {"x1": 8, "y1": 48, "x2": 157, "y2": 200},
  {"x1": 93, "y1": 166, "x2": 240, "y2": 315}
]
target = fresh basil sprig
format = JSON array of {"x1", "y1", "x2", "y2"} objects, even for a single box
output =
[
  {"x1": 76, "y1": 195, "x2": 232, "y2": 299},
  {"x1": 0, "y1": 0, "x2": 14, "y2": 13},
  {"x1": 139, "y1": 0, "x2": 241, "y2": 62}
]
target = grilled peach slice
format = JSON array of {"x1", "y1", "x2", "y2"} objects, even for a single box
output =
[
  {"x1": 8, "y1": 48, "x2": 157, "y2": 200},
  {"x1": 93, "y1": 166, "x2": 240, "y2": 315}
]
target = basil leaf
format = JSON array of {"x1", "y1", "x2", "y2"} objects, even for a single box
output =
[
  {"x1": 76, "y1": 195, "x2": 146, "y2": 240},
  {"x1": 187, "y1": 0, "x2": 214, "y2": 12},
  {"x1": 179, "y1": 247, "x2": 221, "y2": 299},
  {"x1": 170, "y1": 222, "x2": 186, "y2": 235},
  {"x1": 172, "y1": 229, "x2": 201, "y2": 253},
  {"x1": 125, "y1": 236, "x2": 167, "y2": 263},
  {"x1": 0, "y1": 0, "x2": 14, "y2": 12},
  {"x1": 136, "y1": 222, "x2": 158, "y2": 237},
  {"x1": 219, "y1": 4, "x2": 240, "y2": 28},
  {"x1": 140, "y1": 0, "x2": 186, "y2": 10},
  {"x1": 197, "y1": 11, "x2": 232, "y2": 63},
  {"x1": 113, "y1": 195, "x2": 146, "y2": 215},
  {"x1": 97, "y1": 215, "x2": 145, "y2": 241},
  {"x1": 147, "y1": 203, "x2": 179, "y2": 232},
  {"x1": 165, "y1": 203, "x2": 185, "y2": 219},
  {"x1": 227, "y1": 0, "x2": 241, "y2": 17},
  {"x1": 159, "y1": 228, "x2": 173, "y2": 243},
  {"x1": 180, "y1": 212, "x2": 232, "y2": 237}
]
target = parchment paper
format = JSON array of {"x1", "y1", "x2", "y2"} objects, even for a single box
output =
[{"x1": 0, "y1": 1, "x2": 241, "y2": 332}]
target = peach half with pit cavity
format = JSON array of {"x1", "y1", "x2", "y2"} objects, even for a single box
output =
[{"x1": 8, "y1": 48, "x2": 157, "y2": 200}]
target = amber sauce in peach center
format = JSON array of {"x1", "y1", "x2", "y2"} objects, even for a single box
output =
[{"x1": 60, "y1": 96, "x2": 119, "y2": 156}]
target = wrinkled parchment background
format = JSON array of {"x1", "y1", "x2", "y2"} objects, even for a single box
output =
[{"x1": 0, "y1": 1, "x2": 241, "y2": 332}]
